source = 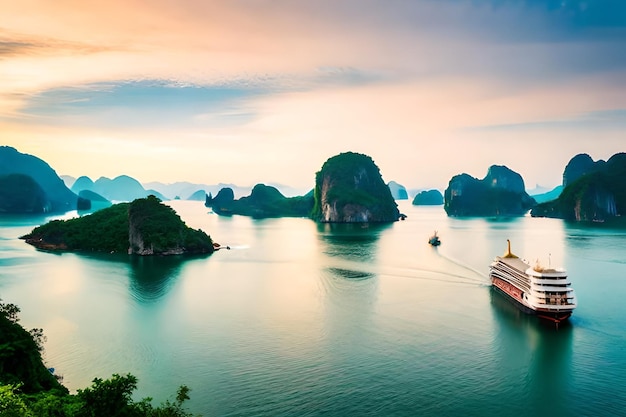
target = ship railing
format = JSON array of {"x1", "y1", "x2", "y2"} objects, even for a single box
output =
[
  {"x1": 535, "y1": 299, "x2": 576, "y2": 306},
  {"x1": 492, "y1": 273, "x2": 530, "y2": 292}
]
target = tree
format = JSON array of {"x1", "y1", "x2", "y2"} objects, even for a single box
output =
[{"x1": 0, "y1": 384, "x2": 34, "y2": 417}]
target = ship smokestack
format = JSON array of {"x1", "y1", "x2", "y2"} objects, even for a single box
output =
[{"x1": 504, "y1": 239, "x2": 518, "y2": 258}]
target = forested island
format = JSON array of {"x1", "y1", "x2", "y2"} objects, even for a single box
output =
[
  {"x1": 206, "y1": 152, "x2": 400, "y2": 223},
  {"x1": 4, "y1": 144, "x2": 626, "y2": 225},
  {"x1": 311, "y1": 152, "x2": 400, "y2": 222},
  {"x1": 531, "y1": 153, "x2": 626, "y2": 222},
  {"x1": 207, "y1": 183, "x2": 314, "y2": 218},
  {"x1": 21, "y1": 195, "x2": 215, "y2": 255},
  {"x1": 443, "y1": 165, "x2": 535, "y2": 217}
]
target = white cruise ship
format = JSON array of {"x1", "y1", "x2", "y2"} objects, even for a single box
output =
[{"x1": 489, "y1": 240, "x2": 577, "y2": 324}]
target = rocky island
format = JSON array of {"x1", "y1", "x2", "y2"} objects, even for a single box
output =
[
  {"x1": 0, "y1": 146, "x2": 79, "y2": 213},
  {"x1": 444, "y1": 165, "x2": 535, "y2": 216},
  {"x1": 531, "y1": 152, "x2": 626, "y2": 222},
  {"x1": 21, "y1": 195, "x2": 215, "y2": 255},
  {"x1": 207, "y1": 184, "x2": 314, "y2": 218},
  {"x1": 387, "y1": 181, "x2": 408, "y2": 200},
  {"x1": 311, "y1": 152, "x2": 400, "y2": 223},
  {"x1": 412, "y1": 189, "x2": 443, "y2": 205}
]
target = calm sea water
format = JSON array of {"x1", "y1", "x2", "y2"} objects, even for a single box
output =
[{"x1": 1, "y1": 201, "x2": 626, "y2": 416}]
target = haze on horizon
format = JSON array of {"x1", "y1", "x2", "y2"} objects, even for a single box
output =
[{"x1": 1, "y1": 0, "x2": 625, "y2": 192}]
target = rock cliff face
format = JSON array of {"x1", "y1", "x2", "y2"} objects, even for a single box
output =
[
  {"x1": 312, "y1": 152, "x2": 400, "y2": 223},
  {"x1": 128, "y1": 196, "x2": 214, "y2": 255},
  {"x1": 444, "y1": 165, "x2": 535, "y2": 216},
  {"x1": 532, "y1": 153, "x2": 626, "y2": 222}
]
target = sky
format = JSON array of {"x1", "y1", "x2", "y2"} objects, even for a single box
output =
[{"x1": 2, "y1": 0, "x2": 626, "y2": 193}]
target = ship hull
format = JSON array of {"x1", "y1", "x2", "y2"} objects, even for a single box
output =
[
  {"x1": 491, "y1": 276, "x2": 572, "y2": 324},
  {"x1": 491, "y1": 276, "x2": 535, "y2": 315}
]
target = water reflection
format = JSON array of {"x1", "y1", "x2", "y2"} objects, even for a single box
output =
[
  {"x1": 316, "y1": 223, "x2": 388, "y2": 282},
  {"x1": 490, "y1": 288, "x2": 574, "y2": 416},
  {"x1": 315, "y1": 223, "x2": 388, "y2": 354},
  {"x1": 72, "y1": 252, "x2": 202, "y2": 303},
  {"x1": 317, "y1": 223, "x2": 390, "y2": 263},
  {"x1": 127, "y1": 256, "x2": 187, "y2": 303},
  {"x1": 326, "y1": 267, "x2": 375, "y2": 280},
  {"x1": 318, "y1": 224, "x2": 383, "y2": 287}
]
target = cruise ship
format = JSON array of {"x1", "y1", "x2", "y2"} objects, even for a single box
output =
[{"x1": 489, "y1": 240, "x2": 577, "y2": 324}]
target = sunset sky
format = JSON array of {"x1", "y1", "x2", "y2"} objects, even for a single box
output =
[{"x1": 2, "y1": 0, "x2": 625, "y2": 192}]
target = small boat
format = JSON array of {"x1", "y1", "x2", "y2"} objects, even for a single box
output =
[
  {"x1": 489, "y1": 240, "x2": 577, "y2": 324},
  {"x1": 428, "y1": 231, "x2": 441, "y2": 246}
]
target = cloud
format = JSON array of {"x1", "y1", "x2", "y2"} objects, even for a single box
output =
[
  {"x1": 8, "y1": 80, "x2": 267, "y2": 128},
  {"x1": 468, "y1": 109, "x2": 626, "y2": 132},
  {"x1": 0, "y1": 28, "x2": 121, "y2": 58},
  {"x1": 1, "y1": 0, "x2": 625, "y2": 189}
]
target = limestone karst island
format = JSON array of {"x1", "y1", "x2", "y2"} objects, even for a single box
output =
[{"x1": 21, "y1": 195, "x2": 215, "y2": 255}]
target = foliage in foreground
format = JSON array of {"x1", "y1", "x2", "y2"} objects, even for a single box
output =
[{"x1": 0, "y1": 299, "x2": 199, "y2": 416}]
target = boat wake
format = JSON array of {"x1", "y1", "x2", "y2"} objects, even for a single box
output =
[
  {"x1": 380, "y1": 266, "x2": 488, "y2": 287},
  {"x1": 319, "y1": 247, "x2": 489, "y2": 287},
  {"x1": 435, "y1": 250, "x2": 489, "y2": 284}
]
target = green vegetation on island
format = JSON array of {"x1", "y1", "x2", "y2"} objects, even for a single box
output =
[
  {"x1": 531, "y1": 153, "x2": 626, "y2": 222},
  {"x1": 444, "y1": 165, "x2": 535, "y2": 217},
  {"x1": 208, "y1": 184, "x2": 314, "y2": 218},
  {"x1": 128, "y1": 195, "x2": 214, "y2": 254},
  {"x1": 21, "y1": 196, "x2": 214, "y2": 255},
  {"x1": 312, "y1": 152, "x2": 400, "y2": 223},
  {"x1": 0, "y1": 299, "x2": 198, "y2": 416},
  {"x1": 205, "y1": 153, "x2": 399, "y2": 223}
]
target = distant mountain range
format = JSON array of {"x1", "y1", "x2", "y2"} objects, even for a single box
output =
[
  {"x1": 7, "y1": 144, "x2": 624, "y2": 224},
  {"x1": 68, "y1": 175, "x2": 167, "y2": 202},
  {"x1": 144, "y1": 181, "x2": 251, "y2": 200},
  {"x1": 0, "y1": 146, "x2": 77, "y2": 213}
]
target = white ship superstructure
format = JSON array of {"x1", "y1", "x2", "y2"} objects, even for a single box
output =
[{"x1": 489, "y1": 240, "x2": 576, "y2": 323}]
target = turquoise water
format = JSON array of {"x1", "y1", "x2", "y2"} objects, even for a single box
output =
[{"x1": 1, "y1": 201, "x2": 625, "y2": 416}]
